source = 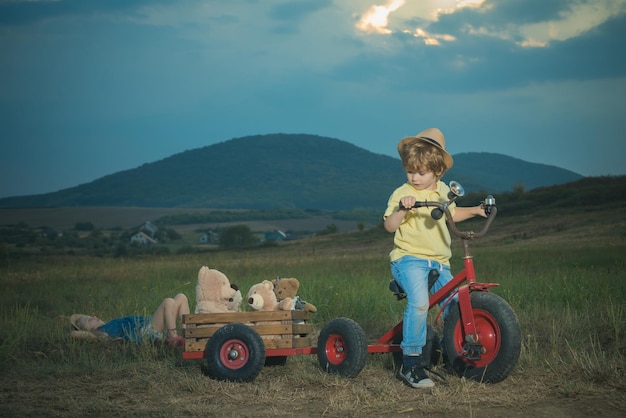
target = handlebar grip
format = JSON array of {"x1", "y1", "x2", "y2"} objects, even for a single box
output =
[
  {"x1": 399, "y1": 201, "x2": 444, "y2": 220},
  {"x1": 398, "y1": 201, "x2": 423, "y2": 210}
]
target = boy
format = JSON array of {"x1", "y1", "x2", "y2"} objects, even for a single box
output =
[{"x1": 383, "y1": 128, "x2": 486, "y2": 388}]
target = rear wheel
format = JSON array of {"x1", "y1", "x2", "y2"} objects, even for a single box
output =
[
  {"x1": 443, "y1": 292, "x2": 521, "y2": 383},
  {"x1": 317, "y1": 318, "x2": 368, "y2": 377},
  {"x1": 204, "y1": 323, "x2": 266, "y2": 382}
]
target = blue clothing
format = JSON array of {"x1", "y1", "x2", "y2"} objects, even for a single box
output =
[
  {"x1": 391, "y1": 256, "x2": 455, "y2": 356},
  {"x1": 96, "y1": 316, "x2": 154, "y2": 343}
]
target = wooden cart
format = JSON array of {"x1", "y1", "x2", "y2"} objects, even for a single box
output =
[{"x1": 182, "y1": 311, "x2": 376, "y2": 382}]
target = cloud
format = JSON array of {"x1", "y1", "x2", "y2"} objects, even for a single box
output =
[
  {"x1": 460, "y1": 0, "x2": 626, "y2": 47},
  {"x1": 342, "y1": 0, "x2": 626, "y2": 93},
  {"x1": 355, "y1": 0, "x2": 406, "y2": 34},
  {"x1": 355, "y1": 0, "x2": 626, "y2": 49}
]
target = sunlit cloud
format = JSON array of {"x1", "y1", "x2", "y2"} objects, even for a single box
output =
[
  {"x1": 516, "y1": 0, "x2": 625, "y2": 47},
  {"x1": 462, "y1": 0, "x2": 625, "y2": 48},
  {"x1": 432, "y1": 0, "x2": 486, "y2": 20},
  {"x1": 355, "y1": 0, "x2": 624, "y2": 49},
  {"x1": 402, "y1": 27, "x2": 456, "y2": 46},
  {"x1": 355, "y1": 0, "x2": 405, "y2": 34},
  {"x1": 356, "y1": 0, "x2": 481, "y2": 45}
]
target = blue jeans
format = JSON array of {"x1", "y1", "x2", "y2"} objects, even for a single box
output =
[{"x1": 391, "y1": 256, "x2": 453, "y2": 356}]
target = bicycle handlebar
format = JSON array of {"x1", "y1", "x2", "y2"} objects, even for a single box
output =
[{"x1": 399, "y1": 199, "x2": 497, "y2": 240}]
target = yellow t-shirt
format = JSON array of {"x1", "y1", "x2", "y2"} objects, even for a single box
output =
[{"x1": 383, "y1": 181, "x2": 456, "y2": 265}]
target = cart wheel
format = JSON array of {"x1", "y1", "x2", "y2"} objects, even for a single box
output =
[
  {"x1": 204, "y1": 323, "x2": 266, "y2": 382},
  {"x1": 317, "y1": 317, "x2": 368, "y2": 378},
  {"x1": 443, "y1": 291, "x2": 521, "y2": 383},
  {"x1": 392, "y1": 325, "x2": 441, "y2": 368}
]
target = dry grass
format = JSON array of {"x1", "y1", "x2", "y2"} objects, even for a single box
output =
[
  {"x1": 1, "y1": 206, "x2": 625, "y2": 417},
  {"x1": 5, "y1": 351, "x2": 624, "y2": 417}
]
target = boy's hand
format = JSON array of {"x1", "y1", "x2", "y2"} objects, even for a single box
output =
[{"x1": 399, "y1": 196, "x2": 417, "y2": 211}]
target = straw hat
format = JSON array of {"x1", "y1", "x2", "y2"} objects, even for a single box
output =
[{"x1": 397, "y1": 128, "x2": 454, "y2": 169}]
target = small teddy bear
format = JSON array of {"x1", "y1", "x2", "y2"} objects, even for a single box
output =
[
  {"x1": 272, "y1": 277, "x2": 317, "y2": 313},
  {"x1": 195, "y1": 266, "x2": 240, "y2": 314},
  {"x1": 247, "y1": 280, "x2": 293, "y2": 311}
]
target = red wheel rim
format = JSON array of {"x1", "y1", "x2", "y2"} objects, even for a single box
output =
[
  {"x1": 218, "y1": 338, "x2": 250, "y2": 370},
  {"x1": 324, "y1": 333, "x2": 347, "y2": 365},
  {"x1": 453, "y1": 309, "x2": 501, "y2": 368}
]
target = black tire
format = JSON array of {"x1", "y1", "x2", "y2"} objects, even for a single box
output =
[
  {"x1": 264, "y1": 356, "x2": 288, "y2": 366},
  {"x1": 443, "y1": 291, "x2": 521, "y2": 383},
  {"x1": 204, "y1": 323, "x2": 266, "y2": 382},
  {"x1": 426, "y1": 325, "x2": 442, "y2": 367},
  {"x1": 392, "y1": 325, "x2": 441, "y2": 369},
  {"x1": 317, "y1": 318, "x2": 368, "y2": 378}
]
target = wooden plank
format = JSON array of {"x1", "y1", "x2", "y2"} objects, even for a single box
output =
[
  {"x1": 183, "y1": 310, "x2": 310, "y2": 325},
  {"x1": 185, "y1": 327, "x2": 220, "y2": 338},
  {"x1": 186, "y1": 336, "x2": 313, "y2": 353},
  {"x1": 183, "y1": 323, "x2": 313, "y2": 339},
  {"x1": 183, "y1": 324, "x2": 313, "y2": 339},
  {"x1": 293, "y1": 337, "x2": 314, "y2": 348}
]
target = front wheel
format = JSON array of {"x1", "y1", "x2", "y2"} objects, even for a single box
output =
[
  {"x1": 204, "y1": 323, "x2": 266, "y2": 382},
  {"x1": 317, "y1": 317, "x2": 368, "y2": 377},
  {"x1": 443, "y1": 291, "x2": 521, "y2": 383}
]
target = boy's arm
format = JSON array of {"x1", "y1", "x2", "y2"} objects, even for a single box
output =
[
  {"x1": 452, "y1": 206, "x2": 487, "y2": 222},
  {"x1": 384, "y1": 195, "x2": 418, "y2": 232},
  {"x1": 384, "y1": 207, "x2": 409, "y2": 233}
]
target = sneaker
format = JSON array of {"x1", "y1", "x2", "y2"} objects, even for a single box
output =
[{"x1": 397, "y1": 364, "x2": 435, "y2": 388}]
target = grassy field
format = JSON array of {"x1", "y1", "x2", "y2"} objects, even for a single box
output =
[{"x1": 0, "y1": 207, "x2": 625, "y2": 417}]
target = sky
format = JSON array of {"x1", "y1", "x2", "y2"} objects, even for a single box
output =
[{"x1": 1, "y1": 0, "x2": 625, "y2": 199}]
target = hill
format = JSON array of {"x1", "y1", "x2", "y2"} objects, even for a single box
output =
[{"x1": 0, "y1": 134, "x2": 583, "y2": 210}]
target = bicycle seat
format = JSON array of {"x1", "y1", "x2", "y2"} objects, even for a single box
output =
[
  {"x1": 389, "y1": 269, "x2": 440, "y2": 301},
  {"x1": 389, "y1": 279, "x2": 406, "y2": 300}
]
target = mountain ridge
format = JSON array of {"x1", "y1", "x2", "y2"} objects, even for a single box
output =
[{"x1": 0, "y1": 133, "x2": 583, "y2": 210}]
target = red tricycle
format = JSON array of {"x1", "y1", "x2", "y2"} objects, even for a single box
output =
[{"x1": 182, "y1": 181, "x2": 522, "y2": 384}]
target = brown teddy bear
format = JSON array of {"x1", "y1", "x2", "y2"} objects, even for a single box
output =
[
  {"x1": 272, "y1": 277, "x2": 317, "y2": 313},
  {"x1": 195, "y1": 266, "x2": 241, "y2": 314},
  {"x1": 247, "y1": 280, "x2": 293, "y2": 311},
  {"x1": 226, "y1": 284, "x2": 243, "y2": 312}
]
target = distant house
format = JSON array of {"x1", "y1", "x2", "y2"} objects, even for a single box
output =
[
  {"x1": 39, "y1": 226, "x2": 60, "y2": 239},
  {"x1": 264, "y1": 230, "x2": 287, "y2": 242},
  {"x1": 130, "y1": 231, "x2": 158, "y2": 246},
  {"x1": 200, "y1": 231, "x2": 220, "y2": 244},
  {"x1": 140, "y1": 221, "x2": 158, "y2": 237}
]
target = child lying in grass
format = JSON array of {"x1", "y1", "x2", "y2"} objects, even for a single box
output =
[{"x1": 70, "y1": 293, "x2": 189, "y2": 348}]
